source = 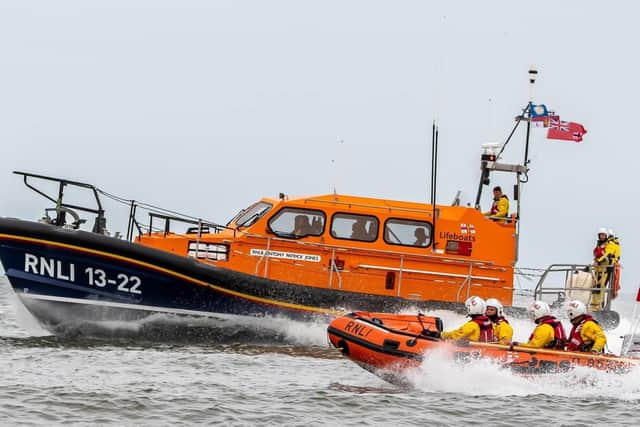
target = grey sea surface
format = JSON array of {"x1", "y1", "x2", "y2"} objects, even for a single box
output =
[{"x1": 1, "y1": 276, "x2": 639, "y2": 426}]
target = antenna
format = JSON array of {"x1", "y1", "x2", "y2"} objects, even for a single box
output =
[
  {"x1": 331, "y1": 139, "x2": 344, "y2": 196},
  {"x1": 523, "y1": 65, "x2": 537, "y2": 167}
]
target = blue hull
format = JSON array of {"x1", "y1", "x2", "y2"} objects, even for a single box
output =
[{"x1": 0, "y1": 218, "x2": 445, "y2": 334}]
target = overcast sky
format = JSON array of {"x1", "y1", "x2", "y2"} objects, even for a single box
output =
[{"x1": 1, "y1": 1, "x2": 637, "y2": 296}]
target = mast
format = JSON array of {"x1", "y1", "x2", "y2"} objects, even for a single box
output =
[
  {"x1": 473, "y1": 68, "x2": 534, "y2": 262},
  {"x1": 523, "y1": 66, "x2": 537, "y2": 167},
  {"x1": 430, "y1": 121, "x2": 439, "y2": 253}
]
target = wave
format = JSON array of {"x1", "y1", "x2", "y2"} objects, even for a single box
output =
[{"x1": 406, "y1": 348, "x2": 640, "y2": 400}]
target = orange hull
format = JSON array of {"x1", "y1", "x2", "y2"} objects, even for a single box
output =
[{"x1": 327, "y1": 312, "x2": 638, "y2": 384}]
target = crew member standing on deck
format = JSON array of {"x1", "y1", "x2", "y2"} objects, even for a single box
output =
[
  {"x1": 512, "y1": 301, "x2": 566, "y2": 349},
  {"x1": 592, "y1": 227, "x2": 618, "y2": 310},
  {"x1": 606, "y1": 229, "x2": 621, "y2": 265},
  {"x1": 483, "y1": 186, "x2": 509, "y2": 223},
  {"x1": 439, "y1": 296, "x2": 494, "y2": 343},
  {"x1": 485, "y1": 298, "x2": 513, "y2": 345},
  {"x1": 592, "y1": 227, "x2": 608, "y2": 263},
  {"x1": 566, "y1": 300, "x2": 607, "y2": 353}
]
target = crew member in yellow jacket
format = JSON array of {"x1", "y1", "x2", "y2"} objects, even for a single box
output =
[
  {"x1": 565, "y1": 300, "x2": 607, "y2": 353},
  {"x1": 485, "y1": 298, "x2": 513, "y2": 345},
  {"x1": 592, "y1": 228, "x2": 621, "y2": 310},
  {"x1": 440, "y1": 296, "x2": 494, "y2": 343},
  {"x1": 513, "y1": 301, "x2": 566, "y2": 349},
  {"x1": 606, "y1": 229, "x2": 621, "y2": 264},
  {"x1": 483, "y1": 186, "x2": 509, "y2": 223}
]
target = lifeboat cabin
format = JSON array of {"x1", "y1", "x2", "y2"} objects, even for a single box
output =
[{"x1": 137, "y1": 192, "x2": 517, "y2": 310}]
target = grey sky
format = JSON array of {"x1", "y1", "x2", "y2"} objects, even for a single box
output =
[{"x1": 1, "y1": 1, "x2": 637, "y2": 295}]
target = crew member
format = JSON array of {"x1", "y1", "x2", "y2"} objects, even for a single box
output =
[
  {"x1": 606, "y1": 229, "x2": 621, "y2": 264},
  {"x1": 440, "y1": 296, "x2": 494, "y2": 342},
  {"x1": 566, "y1": 300, "x2": 607, "y2": 353},
  {"x1": 512, "y1": 301, "x2": 566, "y2": 349},
  {"x1": 592, "y1": 227, "x2": 618, "y2": 310},
  {"x1": 485, "y1": 298, "x2": 513, "y2": 345},
  {"x1": 483, "y1": 186, "x2": 509, "y2": 223},
  {"x1": 592, "y1": 227, "x2": 608, "y2": 263}
]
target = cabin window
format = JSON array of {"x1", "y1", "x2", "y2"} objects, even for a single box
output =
[
  {"x1": 330, "y1": 213, "x2": 379, "y2": 242},
  {"x1": 233, "y1": 202, "x2": 273, "y2": 228},
  {"x1": 383, "y1": 218, "x2": 432, "y2": 248},
  {"x1": 267, "y1": 208, "x2": 325, "y2": 238}
]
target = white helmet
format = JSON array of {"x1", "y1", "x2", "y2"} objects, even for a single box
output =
[
  {"x1": 566, "y1": 300, "x2": 587, "y2": 320},
  {"x1": 608, "y1": 229, "x2": 615, "y2": 238},
  {"x1": 465, "y1": 296, "x2": 486, "y2": 316},
  {"x1": 485, "y1": 298, "x2": 504, "y2": 316},
  {"x1": 528, "y1": 300, "x2": 551, "y2": 321},
  {"x1": 597, "y1": 227, "x2": 608, "y2": 236}
]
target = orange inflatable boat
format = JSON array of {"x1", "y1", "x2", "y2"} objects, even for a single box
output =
[{"x1": 327, "y1": 312, "x2": 639, "y2": 385}]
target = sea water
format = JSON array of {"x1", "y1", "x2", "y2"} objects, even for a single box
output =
[{"x1": 1, "y1": 276, "x2": 638, "y2": 426}]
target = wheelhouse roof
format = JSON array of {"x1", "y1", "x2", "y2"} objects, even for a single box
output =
[{"x1": 262, "y1": 194, "x2": 477, "y2": 220}]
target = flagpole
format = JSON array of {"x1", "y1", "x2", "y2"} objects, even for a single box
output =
[{"x1": 523, "y1": 66, "x2": 537, "y2": 167}]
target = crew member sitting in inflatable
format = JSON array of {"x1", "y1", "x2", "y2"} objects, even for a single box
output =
[
  {"x1": 485, "y1": 298, "x2": 513, "y2": 345},
  {"x1": 512, "y1": 301, "x2": 566, "y2": 349},
  {"x1": 440, "y1": 296, "x2": 494, "y2": 342},
  {"x1": 566, "y1": 300, "x2": 607, "y2": 353}
]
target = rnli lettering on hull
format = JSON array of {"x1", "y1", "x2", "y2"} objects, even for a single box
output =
[
  {"x1": 344, "y1": 320, "x2": 373, "y2": 337},
  {"x1": 249, "y1": 249, "x2": 321, "y2": 262},
  {"x1": 24, "y1": 253, "x2": 75, "y2": 282},
  {"x1": 439, "y1": 231, "x2": 476, "y2": 242},
  {"x1": 22, "y1": 253, "x2": 143, "y2": 295}
]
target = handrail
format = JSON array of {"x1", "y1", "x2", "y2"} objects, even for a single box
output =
[
  {"x1": 14, "y1": 170, "x2": 106, "y2": 233},
  {"x1": 456, "y1": 263, "x2": 474, "y2": 302},
  {"x1": 356, "y1": 264, "x2": 501, "y2": 282},
  {"x1": 533, "y1": 263, "x2": 616, "y2": 311},
  {"x1": 328, "y1": 248, "x2": 343, "y2": 289},
  {"x1": 239, "y1": 232, "x2": 504, "y2": 270},
  {"x1": 304, "y1": 197, "x2": 436, "y2": 215},
  {"x1": 146, "y1": 212, "x2": 231, "y2": 237}
]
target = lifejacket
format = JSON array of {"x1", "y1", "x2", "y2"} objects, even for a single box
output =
[
  {"x1": 530, "y1": 316, "x2": 566, "y2": 349},
  {"x1": 593, "y1": 244, "x2": 605, "y2": 260},
  {"x1": 490, "y1": 195, "x2": 509, "y2": 215},
  {"x1": 567, "y1": 315, "x2": 598, "y2": 352},
  {"x1": 470, "y1": 315, "x2": 495, "y2": 343},
  {"x1": 489, "y1": 315, "x2": 509, "y2": 327},
  {"x1": 495, "y1": 316, "x2": 509, "y2": 325}
]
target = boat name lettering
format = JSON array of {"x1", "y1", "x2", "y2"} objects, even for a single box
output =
[
  {"x1": 438, "y1": 232, "x2": 476, "y2": 242},
  {"x1": 85, "y1": 267, "x2": 142, "y2": 295},
  {"x1": 24, "y1": 253, "x2": 75, "y2": 282},
  {"x1": 344, "y1": 321, "x2": 373, "y2": 337},
  {"x1": 249, "y1": 249, "x2": 321, "y2": 263}
]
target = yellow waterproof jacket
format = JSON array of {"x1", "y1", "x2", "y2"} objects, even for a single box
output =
[
  {"x1": 484, "y1": 196, "x2": 509, "y2": 221},
  {"x1": 578, "y1": 320, "x2": 607, "y2": 352},
  {"x1": 493, "y1": 319, "x2": 514, "y2": 345},
  {"x1": 519, "y1": 323, "x2": 555, "y2": 349},
  {"x1": 606, "y1": 238, "x2": 621, "y2": 264},
  {"x1": 598, "y1": 238, "x2": 619, "y2": 265},
  {"x1": 441, "y1": 321, "x2": 480, "y2": 342}
]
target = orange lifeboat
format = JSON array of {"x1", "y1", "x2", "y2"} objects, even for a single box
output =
[
  {"x1": 0, "y1": 84, "x2": 621, "y2": 331},
  {"x1": 327, "y1": 312, "x2": 638, "y2": 385}
]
